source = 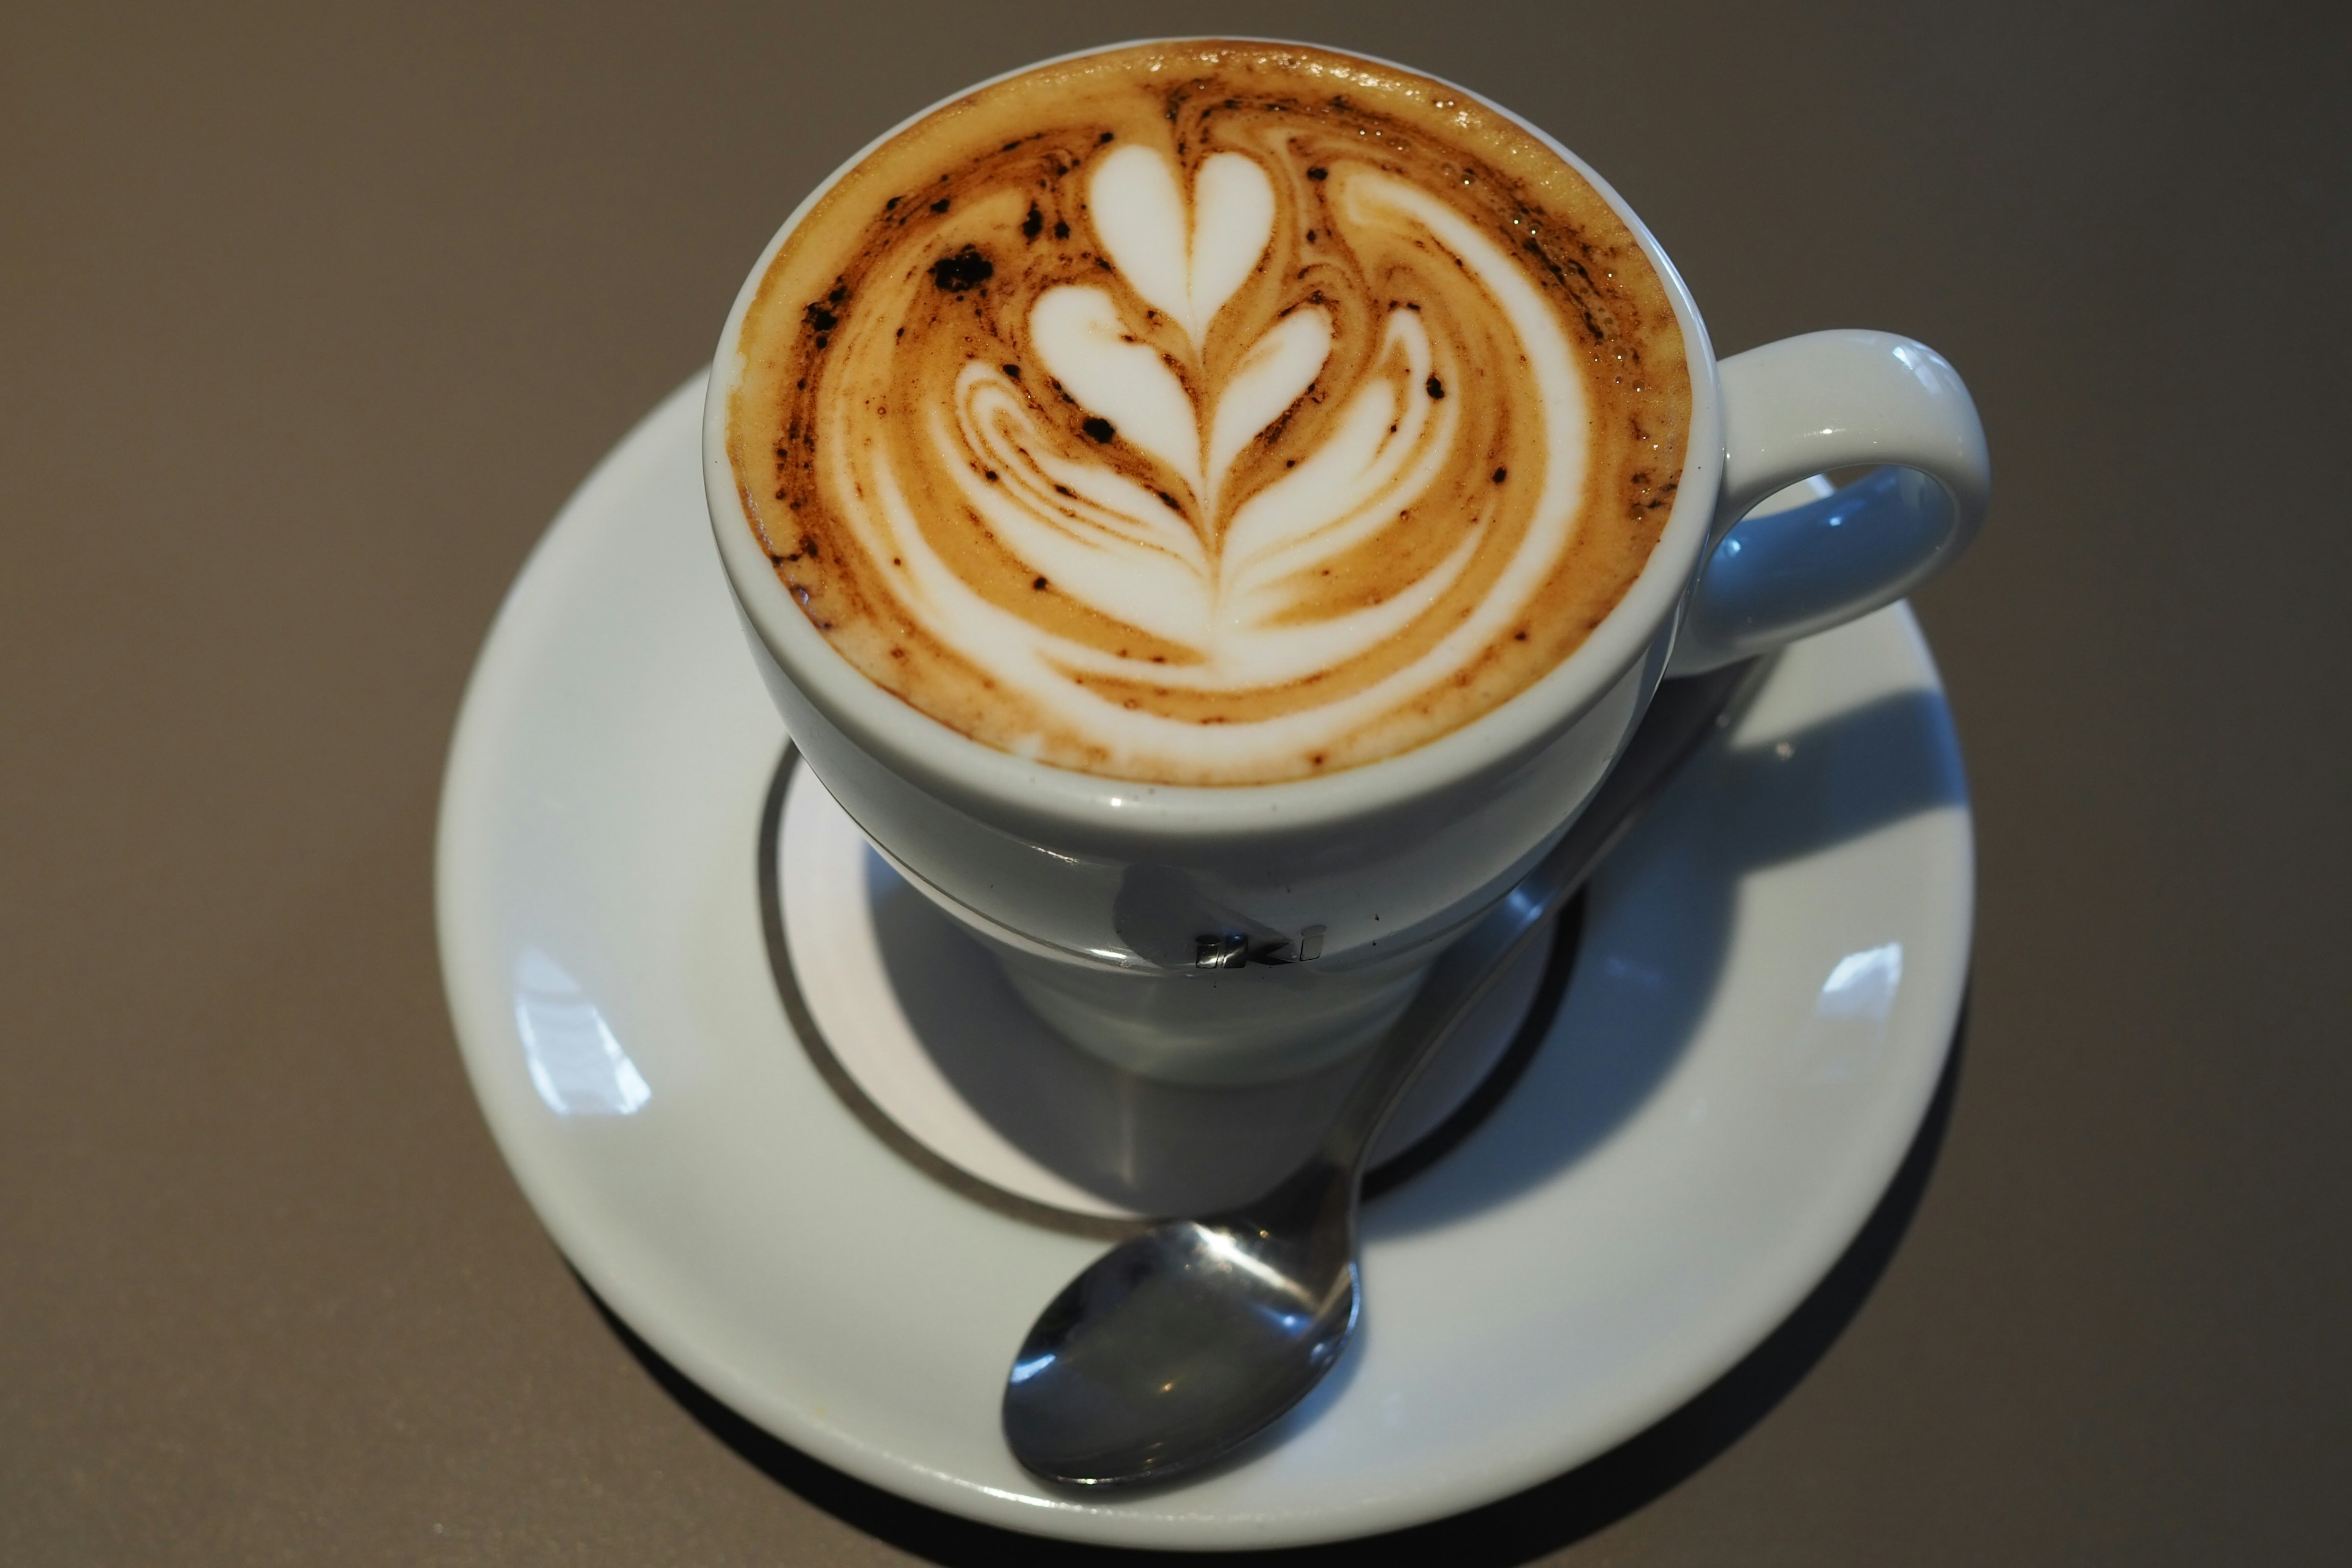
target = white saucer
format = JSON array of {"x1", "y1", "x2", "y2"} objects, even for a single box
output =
[{"x1": 437, "y1": 375, "x2": 1972, "y2": 1550}]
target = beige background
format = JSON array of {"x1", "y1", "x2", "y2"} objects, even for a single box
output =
[{"x1": 3, "y1": 1, "x2": 2345, "y2": 1562}]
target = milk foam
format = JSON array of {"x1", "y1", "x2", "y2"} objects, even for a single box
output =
[{"x1": 731, "y1": 43, "x2": 1689, "y2": 783}]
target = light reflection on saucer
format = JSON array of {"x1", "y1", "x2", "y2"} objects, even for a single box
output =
[{"x1": 513, "y1": 948, "x2": 652, "y2": 1116}]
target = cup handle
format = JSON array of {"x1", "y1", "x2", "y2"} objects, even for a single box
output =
[{"x1": 1665, "y1": 329, "x2": 1992, "y2": 675}]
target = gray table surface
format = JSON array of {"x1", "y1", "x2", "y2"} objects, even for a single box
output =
[{"x1": 4, "y1": 1, "x2": 2345, "y2": 1562}]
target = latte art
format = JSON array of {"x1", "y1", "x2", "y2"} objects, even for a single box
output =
[{"x1": 728, "y1": 42, "x2": 1690, "y2": 783}]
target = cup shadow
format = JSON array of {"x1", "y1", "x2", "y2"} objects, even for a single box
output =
[
  {"x1": 788, "y1": 680, "x2": 1963, "y2": 1231},
  {"x1": 578, "y1": 996, "x2": 1967, "y2": 1564},
  {"x1": 1372, "y1": 684, "x2": 1967, "y2": 1235}
]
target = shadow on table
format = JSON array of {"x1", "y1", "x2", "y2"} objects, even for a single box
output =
[{"x1": 581, "y1": 997, "x2": 1967, "y2": 1566}]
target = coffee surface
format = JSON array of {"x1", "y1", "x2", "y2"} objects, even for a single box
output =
[{"x1": 727, "y1": 41, "x2": 1691, "y2": 785}]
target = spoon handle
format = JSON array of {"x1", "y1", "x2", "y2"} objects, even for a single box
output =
[{"x1": 1315, "y1": 657, "x2": 1769, "y2": 1176}]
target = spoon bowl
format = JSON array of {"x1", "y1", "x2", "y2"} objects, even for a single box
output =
[{"x1": 1005, "y1": 1161, "x2": 1357, "y2": 1486}]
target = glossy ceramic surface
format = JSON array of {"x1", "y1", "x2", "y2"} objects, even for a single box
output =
[{"x1": 437, "y1": 377, "x2": 1973, "y2": 1549}]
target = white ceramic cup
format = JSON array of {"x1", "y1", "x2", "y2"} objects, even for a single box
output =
[{"x1": 705, "y1": 42, "x2": 1990, "y2": 1085}]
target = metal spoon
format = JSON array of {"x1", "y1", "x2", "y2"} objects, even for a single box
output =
[{"x1": 1001, "y1": 657, "x2": 1768, "y2": 1488}]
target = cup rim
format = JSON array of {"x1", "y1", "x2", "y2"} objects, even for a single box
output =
[{"x1": 703, "y1": 36, "x2": 1724, "y2": 840}]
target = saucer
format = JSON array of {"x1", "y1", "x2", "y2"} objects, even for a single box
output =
[{"x1": 437, "y1": 375, "x2": 1972, "y2": 1550}]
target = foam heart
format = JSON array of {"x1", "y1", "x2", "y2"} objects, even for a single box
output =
[{"x1": 1088, "y1": 145, "x2": 1273, "y2": 349}]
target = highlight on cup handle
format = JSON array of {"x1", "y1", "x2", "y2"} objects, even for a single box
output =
[{"x1": 1665, "y1": 330, "x2": 1992, "y2": 676}]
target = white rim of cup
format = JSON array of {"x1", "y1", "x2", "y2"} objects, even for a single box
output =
[{"x1": 703, "y1": 37, "x2": 1725, "y2": 842}]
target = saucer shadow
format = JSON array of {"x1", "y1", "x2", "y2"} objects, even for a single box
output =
[{"x1": 578, "y1": 998, "x2": 1967, "y2": 1564}]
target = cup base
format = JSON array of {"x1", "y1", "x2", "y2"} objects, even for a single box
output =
[
  {"x1": 991, "y1": 940, "x2": 1433, "y2": 1087},
  {"x1": 766, "y1": 748, "x2": 1574, "y2": 1227}
]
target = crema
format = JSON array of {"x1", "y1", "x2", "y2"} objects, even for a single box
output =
[{"x1": 726, "y1": 41, "x2": 1691, "y2": 785}]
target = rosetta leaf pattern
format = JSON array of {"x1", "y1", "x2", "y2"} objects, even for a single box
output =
[{"x1": 943, "y1": 147, "x2": 1471, "y2": 679}]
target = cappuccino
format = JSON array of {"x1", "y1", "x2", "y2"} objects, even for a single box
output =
[{"x1": 725, "y1": 41, "x2": 1690, "y2": 785}]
